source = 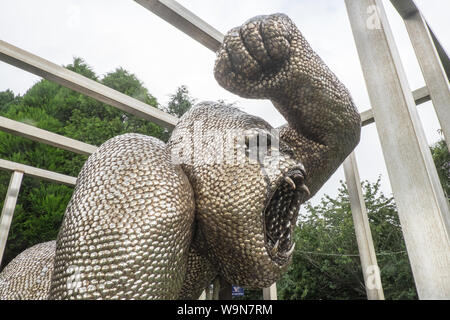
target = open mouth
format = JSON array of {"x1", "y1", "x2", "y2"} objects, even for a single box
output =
[{"x1": 264, "y1": 168, "x2": 309, "y2": 263}]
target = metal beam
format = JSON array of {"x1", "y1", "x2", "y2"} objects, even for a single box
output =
[
  {"x1": 0, "y1": 116, "x2": 97, "y2": 156},
  {"x1": 390, "y1": 0, "x2": 418, "y2": 19},
  {"x1": 0, "y1": 1, "x2": 431, "y2": 136},
  {"x1": 428, "y1": 23, "x2": 450, "y2": 81},
  {"x1": 393, "y1": 2, "x2": 450, "y2": 150},
  {"x1": 343, "y1": 152, "x2": 384, "y2": 300},
  {"x1": 218, "y1": 277, "x2": 232, "y2": 300},
  {"x1": 198, "y1": 290, "x2": 206, "y2": 300},
  {"x1": 0, "y1": 159, "x2": 77, "y2": 186},
  {"x1": 205, "y1": 285, "x2": 213, "y2": 300},
  {"x1": 390, "y1": 0, "x2": 450, "y2": 80},
  {"x1": 411, "y1": 85, "x2": 431, "y2": 105},
  {"x1": 134, "y1": 0, "x2": 223, "y2": 52},
  {"x1": 361, "y1": 86, "x2": 429, "y2": 126},
  {"x1": 134, "y1": 0, "x2": 431, "y2": 129},
  {"x1": 0, "y1": 171, "x2": 23, "y2": 266},
  {"x1": 262, "y1": 283, "x2": 278, "y2": 300},
  {"x1": 0, "y1": 40, "x2": 178, "y2": 130},
  {"x1": 212, "y1": 277, "x2": 220, "y2": 300},
  {"x1": 346, "y1": 0, "x2": 450, "y2": 299}
]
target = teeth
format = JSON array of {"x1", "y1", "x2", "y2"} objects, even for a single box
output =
[
  {"x1": 286, "y1": 243, "x2": 296, "y2": 256},
  {"x1": 270, "y1": 240, "x2": 280, "y2": 256},
  {"x1": 299, "y1": 184, "x2": 310, "y2": 196},
  {"x1": 285, "y1": 176, "x2": 296, "y2": 190}
]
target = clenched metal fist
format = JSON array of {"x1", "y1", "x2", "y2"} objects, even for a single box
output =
[{"x1": 0, "y1": 14, "x2": 360, "y2": 300}]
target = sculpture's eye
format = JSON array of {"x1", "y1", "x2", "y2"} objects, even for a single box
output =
[{"x1": 283, "y1": 147, "x2": 295, "y2": 158}]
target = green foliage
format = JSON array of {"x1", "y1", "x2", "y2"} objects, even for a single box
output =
[
  {"x1": 0, "y1": 89, "x2": 18, "y2": 113},
  {"x1": 4, "y1": 178, "x2": 73, "y2": 261},
  {"x1": 164, "y1": 85, "x2": 196, "y2": 118},
  {"x1": 0, "y1": 57, "x2": 189, "y2": 270},
  {"x1": 276, "y1": 177, "x2": 418, "y2": 300},
  {"x1": 430, "y1": 138, "x2": 449, "y2": 197}
]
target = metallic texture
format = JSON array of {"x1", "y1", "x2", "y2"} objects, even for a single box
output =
[
  {"x1": 0, "y1": 14, "x2": 360, "y2": 299},
  {"x1": 0, "y1": 241, "x2": 55, "y2": 299},
  {"x1": 177, "y1": 226, "x2": 218, "y2": 300},
  {"x1": 346, "y1": 0, "x2": 450, "y2": 299},
  {"x1": 135, "y1": 0, "x2": 224, "y2": 52},
  {"x1": 0, "y1": 40, "x2": 177, "y2": 129},
  {"x1": 169, "y1": 102, "x2": 308, "y2": 288},
  {"x1": 49, "y1": 134, "x2": 195, "y2": 299},
  {"x1": 0, "y1": 116, "x2": 97, "y2": 156},
  {"x1": 0, "y1": 171, "x2": 24, "y2": 266},
  {"x1": 214, "y1": 13, "x2": 361, "y2": 197},
  {"x1": 169, "y1": 14, "x2": 360, "y2": 290},
  {"x1": 343, "y1": 153, "x2": 384, "y2": 299}
]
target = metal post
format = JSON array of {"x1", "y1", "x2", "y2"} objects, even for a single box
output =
[
  {"x1": 262, "y1": 283, "x2": 277, "y2": 300},
  {"x1": 218, "y1": 277, "x2": 232, "y2": 300},
  {"x1": 390, "y1": 0, "x2": 450, "y2": 150},
  {"x1": 198, "y1": 290, "x2": 206, "y2": 300},
  {"x1": 343, "y1": 152, "x2": 384, "y2": 300},
  {"x1": 205, "y1": 284, "x2": 213, "y2": 300},
  {"x1": 0, "y1": 171, "x2": 24, "y2": 266},
  {"x1": 345, "y1": 0, "x2": 450, "y2": 299},
  {"x1": 212, "y1": 277, "x2": 220, "y2": 300},
  {"x1": 134, "y1": 0, "x2": 223, "y2": 52},
  {"x1": 0, "y1": 158, "x2": 77, "y2": 186},
  {"x1": 405, "y1": 14, "x2": 450, "y2": 149}
]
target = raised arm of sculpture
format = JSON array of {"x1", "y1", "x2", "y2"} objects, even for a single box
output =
[
  {"x1": 214, "y1": 14, "x2": 361, "y2": 196},
  {"x1": 0, "y1": 14, "x2": 360, "y2": 300}
]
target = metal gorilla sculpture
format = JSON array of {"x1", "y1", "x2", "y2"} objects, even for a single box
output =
[{"x1": 0, "y1": 14, "x2": 360, "y2": 299}]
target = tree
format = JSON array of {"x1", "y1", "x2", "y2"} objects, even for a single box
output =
[
  {"x1": 1, "y1": 54, "x2": 447, "y2": 299},
  {"x1": 236, "y1": 137, "x2": 448, "y2": 300},
  {"x1": 276, "y1": 177, "x2": 417, "y2": 300},
  {"x1": 430, "y1": 137, "x2": 449, "y2": 197},
  {"x1": 164, "y1": 85, "x2": 196, "y2": 118},
  {"x1": 275, "y1": 136, "x2": 448, "y2": 300},
  {"x1": 0, "y1": 58, "x2": 169, "y2": 270}
]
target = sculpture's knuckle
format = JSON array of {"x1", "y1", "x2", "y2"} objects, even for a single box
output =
[
  {"x1": 220, "y1": 29, "x2": 261, "y2": 80},
  {"x1": 215, "y1": 13, "x2": 297, "y2": 94}
]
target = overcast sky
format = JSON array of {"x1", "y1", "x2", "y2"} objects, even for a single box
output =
[{"x1": 0, "y1": 0, "x2": 448, "y2": 208}]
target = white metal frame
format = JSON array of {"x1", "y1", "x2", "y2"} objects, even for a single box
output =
[
  {"x1": 0, "y1": 40, "x2": 178, "y2": 129},
  {"x1": 390, "y1": 0, "x2": 450, "y2": 150},
  {"x1": 0, "y1": 0, "x2": 448, "y2": 300},
  {"x1": 0, "y1": 116, "x2": 97, "y2": 156},
  {"x1": 0, "y1": 171, "x2": 23, "y2": 266},
  {"x1": 343, "y1": 153, "x2": 384, "y2": 300},
  {"x1": 345, "y1": 0, "x2": 450, "y2": 299}
]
